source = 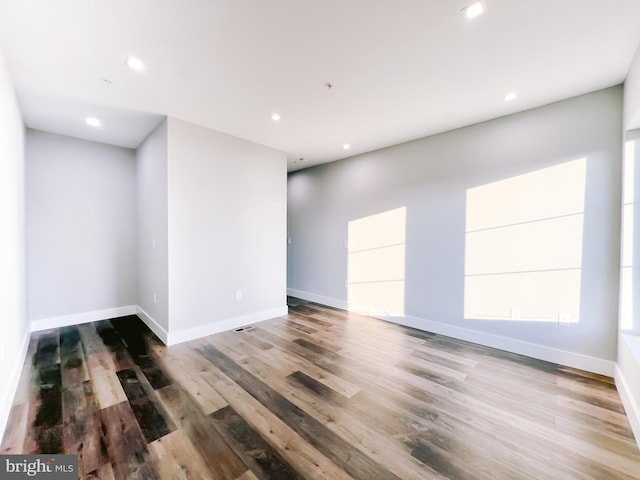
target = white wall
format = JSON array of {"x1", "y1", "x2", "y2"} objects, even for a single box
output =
[
  {"x1": 137, "y1": 119, "x2": 169, "y2": 332},
  {"x1": 617, "y1": 60, "x2": 640, "y2": 444},
  {"x1": 288, "y1": 87, "x2": 622, "y2": 370},
  {"x1": 625, "y1": 42, "x2": 640, "y2": 130},
  {"x1": 26, "y1": 130, "x2": 137, "y2": 322},
  {"x1": 617, "y1": 335, "x2": 640, "y2": 446},
  {"x1": 0, "y1": 46, "x2": 29, "y2": 443},
  {"x1": 167, "y1": 117, "x2": 287, "y2": 341}
]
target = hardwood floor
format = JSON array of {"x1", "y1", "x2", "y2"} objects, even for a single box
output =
[{"x1": 2, "y1": 297, "x2": 640, "y2": 479}]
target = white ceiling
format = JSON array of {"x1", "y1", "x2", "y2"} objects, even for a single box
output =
[{"x1": 1, "y1": 1, "x2": 639, "y2": 171}]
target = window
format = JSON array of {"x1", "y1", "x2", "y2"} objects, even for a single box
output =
[
  {"x1": 347, "y1": 207, "x2": 406, "y2": 316},
  {"x1": 620, "y1": 138, "x2": 639, "y2": 333},
  {"x1": 464, "y1": 159, "x2": 586, "y2": 323}
]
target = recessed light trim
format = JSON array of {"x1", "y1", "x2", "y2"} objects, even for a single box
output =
[
  {"x1": 126, "y1": 55, "x2": 145, "y2": 71},
  {"x1": 271, "y1": 113, "x2": 281, "y2": 121},
  {"x1": 85, "y1": 116, "x2": 101, "y2": 127},
  {"x1": 343, "y1": 144, "x2": 351, "y2": 150},
  {"x1": 504, "y1": 92, "x2": 517, "y2": 101},
  {"x1": 463, "y1": 1, "x2": 485, "y2": 19}
]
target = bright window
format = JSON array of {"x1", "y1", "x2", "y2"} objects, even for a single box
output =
[
  {"x1": 465, "y1": 159, "x2": 586, "y2": 322},
  {"x1": 347, "y1": 207, "x2": 406, "y2": 316},
  {"x1": 620, "y1": 139, "x2": 637, "y2": 332}
]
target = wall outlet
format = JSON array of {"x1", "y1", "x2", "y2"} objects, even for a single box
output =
[
  {"x1": 287, "y1": 237, "x2": 291, "y2": 245},
  {"x1": 236, "y1": 290, "x2": 242, "y2": 300},
  {"x1": 510, "y1": 308, "x2": 521, "y2": 319},
  {"x1": 153, "y1": 292, "x2": 157, "y2": 304},
  {"x1": 152, "y1": 237, "x2": 156, "y2": 249}
]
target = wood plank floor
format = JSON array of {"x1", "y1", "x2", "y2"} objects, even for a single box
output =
[{"x1": 3, "y1": 297, "x2": 640, "y2": 479}]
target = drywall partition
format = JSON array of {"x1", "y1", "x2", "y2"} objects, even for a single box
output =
[
  {"x1": 288, "y1": 87, "x2": 622, "y2": 375},
  {"x1": 625, "y1": 42, "x2": 640, "y2": 130},
  {"x1": 136, "y1": 119, "x2": 169, "y2": 340},
  {"x1": 26, "y1": 130, "x2": 137, "y2": 330},
  {"x1": 166, "y1": 117, "x2": 287, "y2": 343},
  {"x1": 0, "y1": 46, "x2": 29, "y2": 444}
]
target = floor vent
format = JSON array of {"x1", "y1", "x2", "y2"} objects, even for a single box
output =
[{"x1": 234, "y1": 325, "x2": 256, "y2": 333}]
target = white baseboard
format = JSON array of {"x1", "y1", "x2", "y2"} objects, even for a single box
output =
[
  {"x1": 287, "y1": 289, "x2": 348, "y2": 310},
  {"x1": 0, "y1": 331, "x2": 30, "y2": 447},
  {"x1": 380, "y1": 313, "x2": 614, "y2": 376},
  {"x1": 135, "y1": 306, "x2": 169, "y2": 344},
  {"x1": 167, "y1": 306, "x2": 289, "y2": 346},
  {"x1": 615, "y1": 363, "x2": 640, "y2": 449},
  {"x1": 286, "y1": 288, "x2": 614, "y2": 377},
  {"x1": 30, "y1": 305, "x2": 137, "y2": 332},
  {"x1": 28, "y1": 304, "x2": 289, "y2": 348}
]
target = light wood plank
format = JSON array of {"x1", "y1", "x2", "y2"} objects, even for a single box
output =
[{"x1": 148, "y1": 429, "x2": 212, "y2": 480}]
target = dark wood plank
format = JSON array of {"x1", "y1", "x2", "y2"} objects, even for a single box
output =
[
  {"x1": 395, "y1": 360, "x2": 462, "y2": 386},
  {"x1": 30, "y1": 338, "x2": 63, "y2": 454},
  {"x1": 287, "y1": 370, "x2": 345, "y2": 404},
  {"x1": 99, "y1": 401, "x2": 159, "y2": 479},
  {"x1": 33, "y1": 331, "x2": 59, "y2": 369},
  {"x1": 94, "y1": 322, "x2": 136, "y2": 371},
  {"x1": 30, "y1": 426, "x2": 63, "y2": 454},
  {"x1": 110, "y1": 316, "x2": 171, "y2": 389},
  {"x1": 34, "y1": 364, "x2": 62, "y2": 429},
  {"x1": 211, "y1": 405, "x2": 304, "y2": 480},
  {"x1": 116, "y1": 368, "x2": 175, "y2": 443},
  {"x1": 99, "y1": 401, "x2": 149, "y2": 468},
  {"x1": 59, "y1": 326, "x2": 90, "y2": 387},
  {"x1": 410, "y1": 440, "x2": 486, "y2": 480},
  {"x1": 292, "y1": 337, "x2": 338, "y2": 357}
]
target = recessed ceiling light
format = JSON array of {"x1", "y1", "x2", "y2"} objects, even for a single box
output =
[
  {"x1": 125, "y1": 55, "x2": 145, "y2": 71},
  {"x1": 463, "y1": 1, "x2": 485, "y2": 19},
  {"x1": 343, "y1": 144, "x2": 351, "y2": 150},
  {"x1": 271, "y1": 113, "x2": 281, "y2": 121},
  {"x1": 504, "y1": 92, "x2": 517, "y2": 101},
  {"x1": 85, "y1": 117, "x2": 101, "y2": 127}
]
